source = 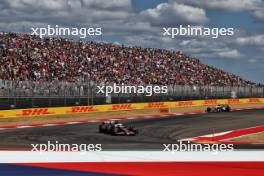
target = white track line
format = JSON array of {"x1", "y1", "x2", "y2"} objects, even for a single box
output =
[
  {"x1": 16, "y1": 126, "x2": 32, "y2": 128},
  {"x1": 65, "y1": 122, "x2": 81, "y2": 125}
]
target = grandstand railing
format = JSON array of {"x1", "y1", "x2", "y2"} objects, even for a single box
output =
[{"x1": 0, "y1": 79, "x2": 263, "y2": 110}]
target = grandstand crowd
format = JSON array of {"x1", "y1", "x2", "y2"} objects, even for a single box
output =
[{"x1": 0, "y1": 33, "x2": 257, "y2": 86}]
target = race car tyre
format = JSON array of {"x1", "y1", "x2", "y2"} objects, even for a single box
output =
[
  {"x1": 110, "y1": 127, "x2": 118, "y2": 135},
  {"x1": 206, "y1": 107, "x2": 212, "y2": 113},
  {"x1": 99, "y1": 124, "x2": 106, "y2": 133}
]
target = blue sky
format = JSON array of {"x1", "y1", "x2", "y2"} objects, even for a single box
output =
[
  {"x1": 131, "y1": 0, "x2": 264, "y2": 83},
  {"x1": 0, "y1": 0, "x2": 263, "y2": 83}
]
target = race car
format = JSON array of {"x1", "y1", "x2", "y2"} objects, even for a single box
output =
[
  {"x1": 99, "y1": 121, "x2": 138, "y2": 136},
  {"x1": 206, "y1": 104, "x2": 231, "y2": 113}
]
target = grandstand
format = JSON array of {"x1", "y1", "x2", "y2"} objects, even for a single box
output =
[
  {"x1": 0, "y1": 32, "x2": 257, "y2": 86},
  {"x1": 0, "y1": 32, "x2": 263, "y2": 109}
]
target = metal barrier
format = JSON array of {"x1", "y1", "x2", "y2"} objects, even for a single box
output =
[{"x1": 0, "y1": 79, "x2": 263, "y2": 110}]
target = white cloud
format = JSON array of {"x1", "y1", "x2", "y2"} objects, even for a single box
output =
[
  {"x1": 236, "y1": 35, "x2": 264, "y2": 46},
  {"x1": 252, "y1": 10, "x2": 264, "y2": 20},
  {"x1": 7, "y1": 0, "x2": 68, "y2": 11},
  {"x1": 7, "y1": 0, "x2": 132, "y2": 11},
  {"x1": 216, "y1": 49, "x2": 242, "y2": 59},
  {"x1": 248, "y1": 59, "x2": 257, "y2": 63},
  {"x1": 175, "y1": 0, "x2": 264, "y2": 11},
  {"x1": 1, "y1": 0, "x2": 132, "y2": 24},
  {"x1": 175, "y1": 0, "x2": 264, "y2": 21},
  {"x1": 140, "y1": 2, "x2": 208, "y2": 26},
  {"x1": 82, "y1": 0, "x2": 131, "y2": 11}
]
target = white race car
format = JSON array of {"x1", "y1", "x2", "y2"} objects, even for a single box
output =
[
  {"x1": 99, "y1": 121, "x2": 138, "y2": 136},
  {"x1": 206, "y1": 104, "x2": 231, "y2": 113}
]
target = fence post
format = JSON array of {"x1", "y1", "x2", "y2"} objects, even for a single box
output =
[
  {"x1": 91, "y1": 84, "x2": 94, "y2": 105},
  {"x1": 87, "y1": 80, "x2": 90, "y2": 106},
  {"x1": 64, "y1": 82, "x2": 66, "y2": 106}
]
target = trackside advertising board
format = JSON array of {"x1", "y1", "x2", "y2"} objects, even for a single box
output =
[{"x1": 0, "y1": 98, "x2": 263, "y2": 118}]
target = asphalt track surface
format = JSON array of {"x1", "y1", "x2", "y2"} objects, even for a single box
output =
[{"x1": 0, "y1": 109, "x2": 264, "y2": 150}]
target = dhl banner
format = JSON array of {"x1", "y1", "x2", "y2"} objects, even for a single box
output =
[{"x1": 0, "y1": 98, "x2": 263, "y2": 118}]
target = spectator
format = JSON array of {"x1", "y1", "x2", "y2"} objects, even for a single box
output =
[{"x1": 0, "y1": 33, "x2": 257, "y2": 87}]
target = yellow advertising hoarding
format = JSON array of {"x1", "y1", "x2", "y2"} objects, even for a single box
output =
[{"x1": 0, "y1": 98, "x2": 263, "y2": 118}]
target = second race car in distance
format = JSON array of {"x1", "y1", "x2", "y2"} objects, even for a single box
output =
[
  {"x1": 99, "y1": 121, "x2": 138, "y2": 136},
  {"x1": 206, "y1": 104, "x2": 231, "y2": 113}
]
